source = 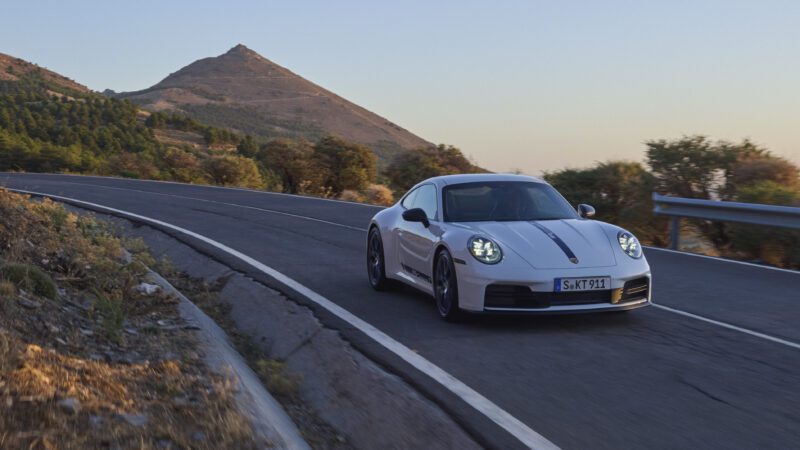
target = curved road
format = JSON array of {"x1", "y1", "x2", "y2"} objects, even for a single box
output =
[{"x1": 2, "y1": 173, "x2": 798, "y2": 449}]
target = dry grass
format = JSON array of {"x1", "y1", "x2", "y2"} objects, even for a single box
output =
[
  {"x1": 0, "y1": 189, "x2": 259, "y2": 448},
  {"x1": 254, "y1": 359, "x2": 302, "y2": 399},
  {"x1": 338, "y1": 190, "x2": 365, "y2": 203},
  {"x1": 0, "y1": 335, "x2": 256, "y2": 449}
]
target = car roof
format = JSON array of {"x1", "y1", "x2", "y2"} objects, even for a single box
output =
[{"x1": 421, "y1": 173, "x2": 547, "y2": 187}]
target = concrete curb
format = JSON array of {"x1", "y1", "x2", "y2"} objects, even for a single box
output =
[{"x1": 145, "y1": 270, "x2": 310, "y2": 450}]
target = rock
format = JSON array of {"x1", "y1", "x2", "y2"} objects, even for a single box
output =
[
  {"x1": 58, "y1": 397, "x2": 81, "y2": 415},
  {"x1": 113, "y1": 355, "x2": 134, "y2": 365},
  {"x1": 124, "y1": 327, "x2": 139, "y2": 336},
  {"x1": 156, "y1": 319, "x2": 171, "y2": 327},
  {"x1": 55, "y1": 338, "x2": 68, "y2": 346},
  {"x1": 137, "y1": 283, "x2": 160, "y2": 295},
  {"x1": 190, "y1": 431, "x2": 206, "y2": 442},
  {"x1": 79, "y1": 328, "x2": 94, "y2": 336},
  {"x1": 156, "y1": 439, "x2": 173, "y2": 449},
  {"x1": 121, "y1": 413, "x2": 148, "y2": 427},
  {"x1": 18, "y1": 298, "x2": 41, "y2": 309},
  {"x1": 89, "y1": 353, "x2": 103, "y2": 361},
  {"x1": 89, "y1": 415, "x2": 104, "y2": 428}
]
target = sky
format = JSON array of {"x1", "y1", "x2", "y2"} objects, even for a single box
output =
[{"x1": 2, "y1": 0, "x2": 798, "y2": 175}]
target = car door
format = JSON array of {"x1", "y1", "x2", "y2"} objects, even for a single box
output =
[{"x1": 397, "y1": 184, "x2": 440, "y2": 288}]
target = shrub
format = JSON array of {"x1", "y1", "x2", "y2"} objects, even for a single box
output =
[
  {"x1": 338, "y1": 190, "x2": 365, "y2": 203},
  {"x1": 0, "y1": 280, "x2": 15, "y2": 299},
  {"x1": 728, "y1": 181, "x2": 800, "y2": 268},
  {"x1": 0, "y1": 280, "x2": 16, "y2": 312},
  {"x1": 202, "y1": 155, "x2": 265, "y2": 189},
  {"x1": 92, "y1": 290, "x2": 125, "y2": 344},
  {"x1": 385, "y1": 144, "x2": 484, "y2": 192},
  {"x1": 0, "y1": 263, "x2": 57, "y2": 299},
  {"x1": 364, "y1": 184, "x2": 394, "y2": 205}
]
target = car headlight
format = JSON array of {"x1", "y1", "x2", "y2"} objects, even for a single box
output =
[
  {"x1": 617, "y1": 231, "x2": 642, "y2": 259},
  {"x1": 468, "y1": 236, "x2": 502, "y2": 264}
]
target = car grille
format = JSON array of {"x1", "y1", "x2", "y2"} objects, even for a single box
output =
[
  {"x1": 620, "y1": 277, "x2": 649, "y2": 303},
  {"x1": 484, "y1": 284, "x2": 612, "y2": 309}
]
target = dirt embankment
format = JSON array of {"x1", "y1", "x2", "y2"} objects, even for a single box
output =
[{"x1": 0, "y1": 189, "x2": 259, "y2": 449}]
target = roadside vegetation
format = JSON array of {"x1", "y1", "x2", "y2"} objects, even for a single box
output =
[
  {"x1": 544, "y1": 136, "x2": 800, "y2": 269},
  {"x1": 0, "y1": 189, "x2": 258, "y2": 448}
]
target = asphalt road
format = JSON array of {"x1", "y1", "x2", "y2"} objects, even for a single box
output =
[{"x1": 2, "y1": 173, "x2": 798, "y2": 449}]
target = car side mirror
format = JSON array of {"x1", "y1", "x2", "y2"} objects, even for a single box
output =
[
  {"x1": 402, "y1": 208, "x2": 430, "y2": 227},
  {"x1": 578, "y1": 204, "x2": 595, "y2": 218}
]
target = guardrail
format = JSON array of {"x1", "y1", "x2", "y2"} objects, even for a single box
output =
[{"x1": 652, "y1": 193, "x2": 800, "y2": 249}]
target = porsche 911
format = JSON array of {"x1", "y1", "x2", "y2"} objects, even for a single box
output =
[{"x1": 366, "y1": 174, "x2": 651, "y2": 319}]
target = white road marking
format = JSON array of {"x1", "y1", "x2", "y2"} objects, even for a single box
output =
[
  {"x1": 8, "y1": 188, "x2": 559, "y2": 450},
  {"x1": 651, "y1": 303, "x2": 800, "y2": 350},
  {"x1": 645, "y1": 246, "x2": 800, "y2": 275}
]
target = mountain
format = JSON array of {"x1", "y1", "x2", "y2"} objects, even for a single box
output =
[
  {"x1": 115, "y1": 44, "x2": 432, "y2": 159},
  {"x1": 0, "y1": 52, "x2": 89, "y2": 95}
]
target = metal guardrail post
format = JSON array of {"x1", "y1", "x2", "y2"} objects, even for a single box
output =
[{"x1": 670, "y1": 217, "x2": 680, "y2": 250}]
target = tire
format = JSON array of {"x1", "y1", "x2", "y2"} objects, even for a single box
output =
[
  {"x1": 434, "y1": 249, "x2": 462, "y2": 321},
  {"x1": 367, "y1": 227, "x2": 392, "y2": 291}
]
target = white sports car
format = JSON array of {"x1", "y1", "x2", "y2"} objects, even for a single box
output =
[{"x1": 366, "y1": 174, "x2": 651, "y2": 319}]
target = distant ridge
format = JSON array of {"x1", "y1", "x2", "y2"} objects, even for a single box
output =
[
  {"x1": 0, "y1": 52, "x2": 89, "y2": 94},
  {"x1": 116, "y1": 44, "x2": 433, "y2": 158}
]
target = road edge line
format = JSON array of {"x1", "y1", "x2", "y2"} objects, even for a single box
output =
[
  {"x1": 651, "y1": 304, "x2": 800, "y2": 350},
  {"x1": 645, "y1": 246, "x2": 800, "y2": 275}
]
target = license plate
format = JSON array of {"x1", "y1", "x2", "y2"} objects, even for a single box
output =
[{"x1": 554, "y1": 276, "x2": 610, "y2": 292}]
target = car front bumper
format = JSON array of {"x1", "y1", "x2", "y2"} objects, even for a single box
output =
[
  {"x1": 455, "y1": 262, "x2": 652, "y2": 314},
  {"x1": 481, "y1": 297, "x2": 650, "y2": 314}
]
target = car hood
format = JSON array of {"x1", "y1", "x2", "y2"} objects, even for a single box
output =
[{"x1": 462, "y1": 219, "x2": 618, "y2": 269}]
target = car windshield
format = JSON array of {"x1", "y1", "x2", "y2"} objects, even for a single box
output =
[{"x1": 443, "y1": 181, "x2": 578, "y2": 222}]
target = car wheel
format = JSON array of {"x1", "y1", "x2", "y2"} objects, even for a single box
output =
[
  {"x1": 367, "y1": 227, "x2": 392, "y2": 291},
  {"x1": 434, "y1": 249, "x2": 461, "y2": 321}
]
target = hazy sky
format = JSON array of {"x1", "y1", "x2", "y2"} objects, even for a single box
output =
[{"x1": 2, "y1": 0, "x2": 798, "y2": 174}]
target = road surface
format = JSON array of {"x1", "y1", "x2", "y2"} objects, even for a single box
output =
[{"x1": 2, "y1": 173, "x2": 798, "y2": 449}]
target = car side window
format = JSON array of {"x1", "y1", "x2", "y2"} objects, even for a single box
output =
[
  {"x1": 414, "y1": 184, "x2": 438, "y2": 220},
  {"x1": 401, "y1": 187, "x2": 419, "y2": 209}
]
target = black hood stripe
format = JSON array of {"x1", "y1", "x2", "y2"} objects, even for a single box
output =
[{"x1": 530, "y1": 222, "x2": 579, "y2": 264}]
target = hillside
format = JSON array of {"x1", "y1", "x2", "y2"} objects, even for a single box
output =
[
  {"x1": 0, "y1": 51, "x2": 481, "y2": 202},
  {"x1": 114, "y1": 45, "x2": 432, "y2": 159},
  {"x1": 0, "y1": 52, "x2": 89, "y2": 96}
]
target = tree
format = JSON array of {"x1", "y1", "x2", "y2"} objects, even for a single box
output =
[
  {"x1": 385, "y1": 144, "x2": 483, "y2": 192},
  {"x1": 144, "y1": 112, "x2": 165, "y2": 128},
  {"x1": 237, "y1": 135, "x2": 259, "y2": 158},
  {"x1": 257, "y1": 138, "x2": 329, "y2": 195},
  {"x1": 728, "y1": 154, "x2": 799, "y2": 196},
  {"x1": 313, "y1": 136, "x2": 377, "y2": 194},
  {"x1": 202, "y1": 155, "x2": 264, "y2": 189},
  {"x1": 646, "y1": 136, "x2": 768, "y2": 247},
  {"x1": 645, "y1": 135, "x2": 765, "y2": 200},
  {"x1": 544, "y1": 161, "x2": 669, "y2": 246}
]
